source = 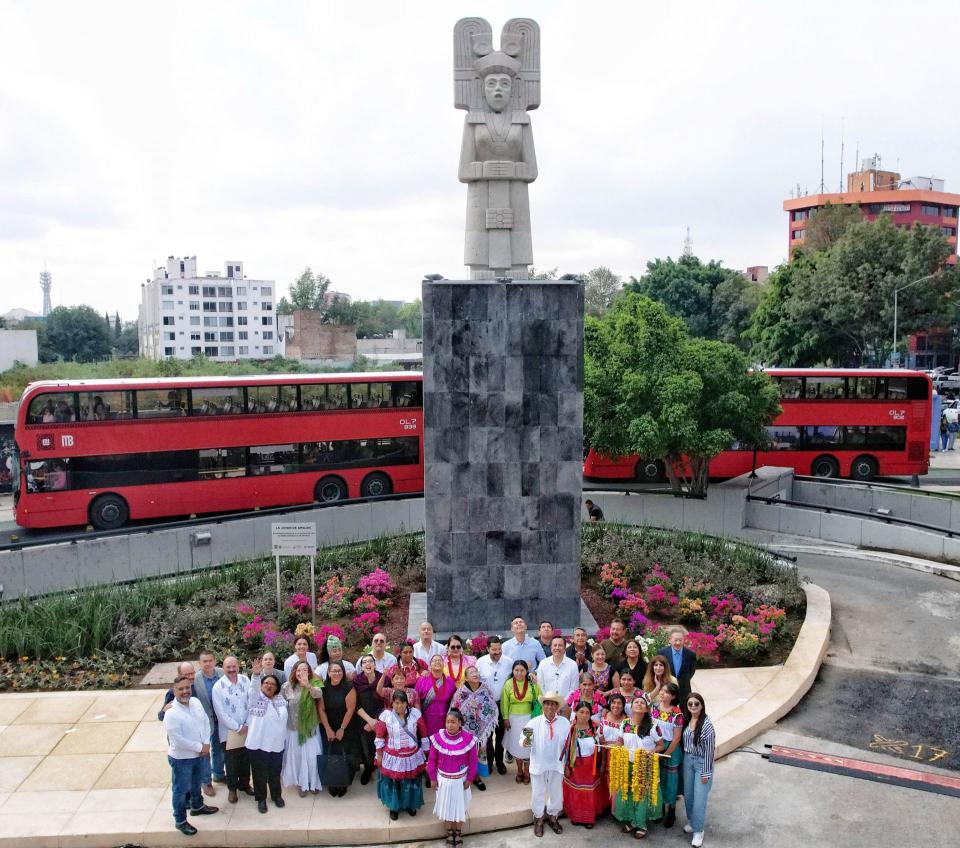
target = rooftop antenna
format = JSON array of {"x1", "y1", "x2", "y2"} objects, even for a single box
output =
[
  {"x1": 682, "y1": 226, "x2": 693, "y2": 258},
  {"x1": 854, "y1": 140, "x2": 859, "y2": 170},
  {"x1": 39, "y1": 265, "x2": 52, "y2": 317},
  {"x1": 819, "y1": 114, "x2": 825, "y2": 194},
  {"x1": 839, "y1": 116, "x2": 845, "y2": 191}
]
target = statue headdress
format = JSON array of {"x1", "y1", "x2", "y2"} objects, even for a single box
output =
[{"x1": 454, "y1": 17, "x2": 541, "y2": 113}]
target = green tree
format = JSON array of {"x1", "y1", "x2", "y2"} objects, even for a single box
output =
[
  {"x1": 114, "y1": 321, "x2": 139, "y2": 357},
  {"x1": 800, "y1": 202, "x2": 862, "y2": 254},
  {"x1": 583, "y1": 266, "x2": 623, "y2": 316},
  {"x1": 711, "y1": 272, "x2": 762, "y2": 348},
  {"x1": 584, "y1": 293, "x2": 780, "y2": 495},
  {"x1": 529, "y1": 266, "x2": 558, "y2": 280},
  {"x1": 113, "y1": 312, "x2": 122, "y2": 338},
  {"x1": 283, "y1": 267, "x2": 333, "y2": 313},
  {"x1": 323, "y1": 296, "x2": 359, "y2": 326},
  {"x1": 38, "y1": 306, "x2": 113, "y2": 363},
  {"x1": 397, "y1": 299, "x2": 423, "y2": 337}
]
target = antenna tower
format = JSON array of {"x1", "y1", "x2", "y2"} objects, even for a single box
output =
[
  {"x1": 819, "y1": 115, "x2": 825, "y2": 193},
  {"x1": 682, "y1": 226, "x2": 693, "y2": 258},
  {"x1": 839, "y1": 116, "x2": 845, "y2": 191},
  {"x1": 39, "y1": 268, "x2": 53, "y2": 317}
]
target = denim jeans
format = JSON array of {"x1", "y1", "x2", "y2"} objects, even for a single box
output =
[
  {"x1": 207, "y1": 726, "x2": 225, "y2": 781},
  {"x1": 682, "y1": 753, "x2": 712, "y2": 833},
  {"x1": 169, "y1": 755, "x2": 206, "y2": 825}
]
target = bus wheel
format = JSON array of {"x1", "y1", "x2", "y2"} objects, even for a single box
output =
[
  {"x1": 850, "y1": 455, "x2": 878, "y2": 481},
  {"x1": 361, "y1": 472, "x2": 393, "y2": 498},
  {"x1": 315, "y1": 476, "x2": 348, "y2": 503},
  {"x1": 811, "y1": 456, "x2": 840, "y2": 478},
  {"x1": 89, "y1": 494, "x2": 129, "y2": 531},
  {"x1": 634, "y1": 459, "x2": 665, "y2": 484}
]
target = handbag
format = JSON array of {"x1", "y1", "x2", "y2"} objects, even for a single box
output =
[{"x1": 317, "y1": 739, "x2": 356, "y2": 789}]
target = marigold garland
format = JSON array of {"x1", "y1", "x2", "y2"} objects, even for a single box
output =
[{"x1": 608, "y1": 746, "x2": 660, "y2": 807}]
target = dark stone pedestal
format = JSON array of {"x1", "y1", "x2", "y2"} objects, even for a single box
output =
[{"x1": 421, "y1": 279, "x2": 584, "y2": 633}]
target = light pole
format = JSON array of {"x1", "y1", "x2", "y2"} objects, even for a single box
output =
[{"x1": 892, "y1": 272, "x2": 939, "y2": 367}]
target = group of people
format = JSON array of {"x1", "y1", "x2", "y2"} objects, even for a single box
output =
[
  {"x1": 160, "y1": 618, "x2": 714, "y2": 845},
  {"x1": 938, "y1": 411, "x2": 959, "y2": 451}
]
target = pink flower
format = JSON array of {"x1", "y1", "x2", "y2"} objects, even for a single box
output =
[
  {"x1": 595, "y1": 626, "x2": 611, "y2": 641},
  {"x1": 287, "y1": 594, "x2": 311, "y2": 613},
  {"x1": 628, "y1": 612, "x2": 649, "y2": 634},
  {"x1": 358, "y1": 568, "x2": 395, "y2": 597}
]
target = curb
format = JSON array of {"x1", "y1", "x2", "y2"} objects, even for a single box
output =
[
  {"x1": 714, "y1": 582, "x2": 831, "y2": 757},
  {"x1": 762, "y1": 542, "x2": 960, "y2": 583}
]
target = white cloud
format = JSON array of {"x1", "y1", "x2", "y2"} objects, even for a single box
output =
[{"x1": 0, "y1": 0, "x2": 957, "y2": 318}]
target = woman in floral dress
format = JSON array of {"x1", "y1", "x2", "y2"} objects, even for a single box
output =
[
  {"x1": 652, "y1": 682, "x2": 684, "y2": 828},
  {"x1": 374, "y1": 690, "x2": 429, "y2": 820},
  {"x1": 562, "y1": 702, "x2": 606, "y2": 828}
]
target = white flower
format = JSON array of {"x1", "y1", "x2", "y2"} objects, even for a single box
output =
[{"x1": 587, "y1": 638, "x2": 595, "y2": 646}]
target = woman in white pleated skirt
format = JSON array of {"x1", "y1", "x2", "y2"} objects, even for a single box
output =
[{"x1": 426, "y1": 710, "x2": 479, "y2": 846}]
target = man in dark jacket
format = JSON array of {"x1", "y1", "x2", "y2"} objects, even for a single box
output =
[{"x1": 657, "y1": 627, "x2": 697, "y2": 705}]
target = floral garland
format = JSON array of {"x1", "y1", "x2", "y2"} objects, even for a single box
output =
[{"x1": 608, "y1": 746, "x2": 660, "y2": 807}]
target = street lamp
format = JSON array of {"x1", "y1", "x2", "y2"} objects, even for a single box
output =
[{"x1": 892, "y1": 272, "x2": 939, "y2": 367}]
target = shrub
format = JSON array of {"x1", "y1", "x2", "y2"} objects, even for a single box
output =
[
  {"x1": 357, "y1": 567, "x2": 395, "y2": 597},
  {"x1": 348, "y1": 612, "x2": 381, "y2": 642}
]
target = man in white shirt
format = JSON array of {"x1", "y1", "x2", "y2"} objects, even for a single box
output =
[
  {"x1": 211, "y1": 656, "x2": 253, "y2": 803},
  {"x1": 522, "y1": 691, "x2": 570, "y2": 836},
  {"x1": 502, "y1": 616, "x2": 546, "y2": 677},
  {"x1": 535, "y1": 636, "x2": 580, "y2": 703},
  {"x1": 164, "y1": 675, "x2": 219, "y2": 836},
  {"x1": 412, "y1": 620, "x2": 445, "y2": 664},
  {"x1": 370, "y1": 632, "x2": 398, "y2": 673},
  {"x1": 475, "y1": 635, "x2": 514, "y2": 774}
]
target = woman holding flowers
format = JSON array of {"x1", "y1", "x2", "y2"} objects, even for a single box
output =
[
  {"x1": 641, "y1": 655, "x2": 676, "y2": 705},
  {"x1": 652, "y1": 682, "x2": 684, "y2": 828},
  {"x1": 611, "y1": 695, "x2": 665, "y2": 839},
  {"x1": 450, "y1": 666, "x2": 499, "y2": 791},
  {"x1": 279, "y1": 660, "x2": 324, "y2": 796},
  {"x1": 499, "y1": 659, "x2": 539, "y2": 785},
  {"x1": 415, "y1": 654, "x2": 457, "y2": 737},
  {"x1": 562, "y1": 702, "x2": 606, "y2": 828},
  {"x1": 374, "y1": 690, "x2": 428, "y2": 821}
]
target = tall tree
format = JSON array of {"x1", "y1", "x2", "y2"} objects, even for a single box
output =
[
  {"x1": 584, "y1": 293, "x2": 780, "y2": 495},
  {"x1": 38, "y1": 306, "x2": 113, "y2": 363},
  {"x1": 583, "y1": 266, "x2": 623, "y2": 316},
  {"x1": 800, "y1": 202, "x2": 862, "y2": 254},
  {"x1": 113, "y1": 312, "x2": 122, "y2": 338},
  {"x1": 114, "y1": 321, "x2": 139, "y2": 357},
  {"x1": 282, "y1": 267, "x2": 333, "y2": 313}
]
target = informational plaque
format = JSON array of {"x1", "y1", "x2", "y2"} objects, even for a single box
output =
[{"x1": 271, "y1": 522, "x2": 317, "y2": 556}]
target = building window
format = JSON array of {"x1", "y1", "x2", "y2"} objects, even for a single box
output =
[
  {"x1": 218, "y1": 317, "x2": 234, "y2": 327},
  {"x1": 189, "y1": 316, "x2": 201, "y2": 326},
  {"x1": 190, "y1": 332, "x2": 201, "y2": 341},
  {"x1": 941, "y1": 226, "x2": 957, "y2": 237},
  {"x1": 236, "y1": 286, "x2": 246, "y2": 295},
  {"x1": 217, "y1": 286, "x2": 231, "y2": 297},
  {"x1": 188, "y1": 285, "x2": 199, "y2": 295},
  {"x1": 238, "y1": 331, "x2": 248, "y2": 340},
  {"x1": 237, "y1": 316, "x2": 248, "y2": 325},
  {"x1": 204, "y1": 346, "x2": 219, "y2": 357},
  {"x1": 204, "y1": 332, "x2": 216, "y2": 342},
  {"x1": 261, "y1": 316, "x2": 272, "y2": 326},
  {"x1": 218, "y1": 302, "x2": 233, "y2": 313},
  {"x1": 203, "y1": 301, "x2": 217, "y2": 312},
  {"x1": 165, "y1": 331, "x2": 176, "y2": 341},
  {"x1": 220, "y1": 346, "x2": 235, "y2": 357},
  {"x1": 220, "y1": 332, "x2": 234, "y2": 342},
  {"x1": 791, "y1": 209, "x2": 808, "y2": 221},
  {"x1": 261, "y1": 302, "x2": 273, "y2": 311},
  {"x1": 261, "y1": 286, "x2": 272, "y2": 296},
  {"x1": 191, "y1": 346, "x2": 202, "y2": 355},
  {"x1": 239, "y1": 346, "x2": 249, "y2": 355},
  {"x1": 792, "y1": 228, "x2": 805, "y2": 240},
  {"x1": 203, "y1": 317, "x2": 217, "y2": 327},
  {"x1": 164, "y1": 346, "x2": 175, "y2": 356},
  {"x1": 189, "y1": 301, "x2": 200, "y2": 311},
  {"x1": 162, "y1": 316, "x2": 175, "y2": 326},
  {"x1": 263, "y1": 346, "x2": 273, "y2": 355},
  {"x1": 943, "y1": 206, "x2": 958, "y2": 218},
  {"x1": 921, "y1": 204, "x2": 940, "y2": 217},
  {"x1": 263, "y1": 331, "x2": 273, "y2": 340},
  {"x1": 202, "y1": 286, "x2": 216, "y2": 297},
  {"x1": 162, "y1": 285, "x2": 174, "y2": 295},
  {"x1": 237, "y1": 301, "x2": 247, "y2": 310},
  {"x1": 162, "y1": 300, "x2": 174, "y2": 310}
]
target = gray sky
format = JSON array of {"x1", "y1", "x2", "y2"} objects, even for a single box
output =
[{"x1": 1, "y1": 0, "x2": 958, "y2": 320}]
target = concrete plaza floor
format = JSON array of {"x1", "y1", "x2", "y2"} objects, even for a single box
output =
[{"x1": 0, "y1": 666, "x2": 784, "y2": 847}]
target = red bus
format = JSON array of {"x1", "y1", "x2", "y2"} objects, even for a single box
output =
[
  {"x1": 12, "y1": 372, "x2": 423, "y2": 530},
  {"x1": 583, "y1": 368, "x2": 932, "y2": 483}
]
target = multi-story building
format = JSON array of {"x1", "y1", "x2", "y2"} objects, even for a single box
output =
[
  {"x1": 139, "y1": 256, "x2": 283, "y2": 361},
  {"x1": 783, "y1": 157, "x2": 959, "y2": 265}
]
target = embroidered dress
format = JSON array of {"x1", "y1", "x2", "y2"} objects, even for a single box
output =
[
  {"x1": 590, "y1": 663, "x2": 613, "y2": 691},
  {"x1": 426, "y1": 729, "x2": 478, "y2": 823},
  {"x1": 385, "y1": 659, "x2": 428, "y2": 688},
  {"x1": 564, "y1": 690, "x2": 607, "y2": 720},
  {"x1": 450, "y1": 683, "x2": 499, "y2": 752},
  {"x1": 611, "y1": 724, "x2": 663, "y2": 831},
  {"x1": 651, "y1": 705, "x2": 684, "y2": 806},
  {"x1": 375, "y1": 708, "x2": 428, "y2": 813},
  {"x1": 610, "y1": 687, "x2": 640, "y2": 713},
  {"x1": 414, "y1": 674, "x2": 457, "y2": 736},
  {"x1": 562, "y1": 726, "x2": 607, "y2": 824},
  {"x1": 599, "y1": 716, "x2": 628, "y2": 805},
  {"x1": 499, "y1": 677, "x2": 539, "y2": 760}
]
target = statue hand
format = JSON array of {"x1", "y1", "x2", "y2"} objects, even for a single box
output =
[{"x1": 482, "y1": 160, "x2": 516, "y2": 180}]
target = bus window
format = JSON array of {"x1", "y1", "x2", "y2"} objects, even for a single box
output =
[
  {"x1": 249, "y1": 444, "x2": 297, "y2": 475},
  {"x1": 278, "y1": 385, "x2": 298, "y2": 412},
  {"x1": 868, "y1": 426, "x2": 906, "y2": 449},
  {"x1": 300, "y1": 384, "x2": 325, "y2": 411},
  {"x1": 78, "y1": 390, "x2": 133, "y2": 421},
  {"x1": 804, "y1": 376, "x2": 844, "y2": 399},
  {"x1": 804, "y1": 426, "x2": 843, "y2": 447},
  {"x1": 886, "y1": 378, "x2": 908, "y2": 401},
  {"x1": 906, "y1": 377, "x2": 929, "y2": 400},
  {"x1": 765, "y1": 425, "x2": 802, "y2": 449},
  {"x1": 301, "y1": 441, "x2": 337, "y2": 466},
  {"x1": 328, "y1": 384, "x2": 349, "y2": 409},
  {"x1": 136, "y1": 389, "x2": 186, "y2": 418},
  {"x1": 393, "y1": 381, "x2": 421, "y2": 407},
  {"x1": 351, "y1": 384, "x2": 371, "y2": 408},
  {"x1": 192, "y1": 388, "x2": 243, "y2": 416},
  {"x1": 777, "y1": 377, "x2": 802, "y2": 400},
  {"x1": 247, "y1": 385, "x2": 278, "y2": 413},
  {"x1": 26, "y1": 459, "x2": 70, "y2": 491},
  {"x1": 844, "y1": 426, "x2": 868, "y2": 446},
  {"x1": 369, "y1": 382, "x2": 393, "y2": 408},
  {"x1": 27, "y1": 392, "x2": 76, "y2": 424},
  {"x1": 199, "y1": 447, "x2": 246, "y2": 478},
  {"x1": 850, "y1": 377, "x2": 877, "y2": 399}
]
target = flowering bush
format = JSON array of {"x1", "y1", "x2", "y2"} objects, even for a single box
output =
[
  {"x1": 617, "y1": 592, "x2": 649, "y2": 617},
  {"x1": 599, "y1": 562, "x2": 628, "y2": 593},
  {"x1": 466, "y1": 631, "x2": 489, "y2": 656},
  {"x1": 294, "y1": 622, "x2": 315, "y2": 639},
  {"x1": 747, "y1": 605, "x2": 787, "y2": 637},
  {"x1": 358, "y1": 567, "x2": 395, "y2": 597},
  {"x1": 236, "y1": 602, "x2": 256, "y2": 618},
  {"x1": 348, "y1": 611, "x2": 381, "y2": 642},
  {"x1": 594, "y1": 626, "x2": 611, "y2": 641},
  {"x1": 628, "y1": 612, "x2": 650, "y2": 635},
  {"x1": 715, "y1": 621, "x2": 761, "y2": 659},
  {"x1": 644, "y1": 583, "x2": 678, "y2": 612},
  {"x1": 316, "y1": 624, "x2": 346, "y2": 647},
  {"x1": 287, "y1": 593, "x2": 312, "y2": 614},
  {"x1": 317, "y1": 576, "x2": 354, "y2": 617},
  {"x1": 353, "y1": 593, "x2": 386, "y2": 614},
  {"x1": 685, "y1": 631, "x2": 720, "y2": 665},
  {"x1": 677, "y1": 597, "x2": 706, "y2": 625},
  {"x1": 709, "y1": 593, "x2": 744, "y2": 621},
  {"x1": 644, "y1": 564, "x2": 673, "y2": 589}
]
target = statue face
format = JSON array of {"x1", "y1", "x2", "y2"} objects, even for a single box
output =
[{"x1": 483, "y1": 74, "x2": 512, "y2": 111}]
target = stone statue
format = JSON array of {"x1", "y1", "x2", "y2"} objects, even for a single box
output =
[{"x1": 454, "y1": 18, "x2": 540, "y2": 280}]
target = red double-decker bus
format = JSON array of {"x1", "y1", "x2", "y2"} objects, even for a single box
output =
[
  {"x1": 583, "y1": 368, "x2": 932, "y2": 483},
  {"x1": 13, "y1": 372, "x2": 423, "y2": 529}
]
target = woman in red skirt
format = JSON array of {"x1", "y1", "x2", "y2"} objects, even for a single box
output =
[{"x1": 561, "y1": 701, "x2": 607, "y2": 828}]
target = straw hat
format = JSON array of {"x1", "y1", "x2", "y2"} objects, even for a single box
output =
[{"x1": 539, "y1": 690, "x2": 562, "y2": 705}]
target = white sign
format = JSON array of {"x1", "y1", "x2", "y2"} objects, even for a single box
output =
[
  {"x1": 271, "y1": 522, "x2": 317, "y2": 556},
  {"x1": 881, "y1": 203, "x2": 911, "y2": 213}
]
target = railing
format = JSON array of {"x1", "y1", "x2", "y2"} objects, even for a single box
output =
[
  {"x1": 746, "y1": 493, "x2": 959, "y2": 539},
  {"x1": 793, "y1": 474, "x2": 960, "y2": 501},
  {"x1": 0, "y1": 491, "x2": 423, "y2": 553}
]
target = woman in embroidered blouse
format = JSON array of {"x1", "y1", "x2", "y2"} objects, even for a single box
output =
[
  {"x1": 319, "y1": 660, "x2": 358, "y2": 797},
  {"x1": 563, "y1": 672, "x2": 607, "y2": 720},
  {"x1": 499, "y1": 658, "x2": 539, "y2": 785},
  {"x1": 681, "y1": 692, "x2": 715, "y2": 847},
  {"x1": 613, "y1": 639, "x2": 647, "y2": 693},
  {"x1": 613, "y1": 695, "x2": 665, "y2": 839},
  {"x1": 377, "y1": 666, "x2": 421, "y2": 711},
  {"x1": 641, "y1": 655, "x2": 677, "y2": 705},
  {"x1": 442, "y1": 634, "x2": 476, "y2": 687},
  {"x1": 562, "y1": 701, "x2": 606, "y2": 828},
  {"x1": 609, "y1": 669, "x2": 640, "y2": 712},
  {"x1": 353, "y1": 654, "x2": 383, "y2": 787},
  {"x1": 589, "y1": 643, "x2": 614, "y2": 693},
  {"x1": 385, "y1": 642, "x2": 428, "y2": 687},
  {"x1": 415, "y1": 654, "x2": 457, "y2": 737},
  {"x1": 375, "y1": 690, "x2": 429, "y2": 821},
  {"x1": 279, "y1": 660, "x2": 324, "y2": 797},
  {"x1": 450, "y1": 666, "x2": 499, "y2": 791},
  {"x1": 600, "y1": 692, "x2": 629, "y2": 745},
  {"x1": 652, "y1": 682, "x2": 684, "y2": 828},
  {"x1": 245, "y1": 673, "x2": 288, "y2": 813},
  {"x1": 426, "y1": 709, "x2": 478, "y2": 847}
]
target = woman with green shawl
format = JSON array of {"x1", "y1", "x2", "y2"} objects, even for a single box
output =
[{"x1": 280, "y1": 659, "x2": 324, "y2": 795}]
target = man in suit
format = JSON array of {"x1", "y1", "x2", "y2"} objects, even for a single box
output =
[{"x1": 658, "y1": 627, "x2": 697, "y2": 705}]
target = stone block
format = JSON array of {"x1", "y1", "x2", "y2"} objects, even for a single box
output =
[{"x1": 778, "y1": 506, "x2": 822, "y2": 538}]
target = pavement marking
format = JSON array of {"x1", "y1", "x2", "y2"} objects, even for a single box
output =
[{"x1": 868, "y1": 734, "x2": 951, "y2": 764}]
